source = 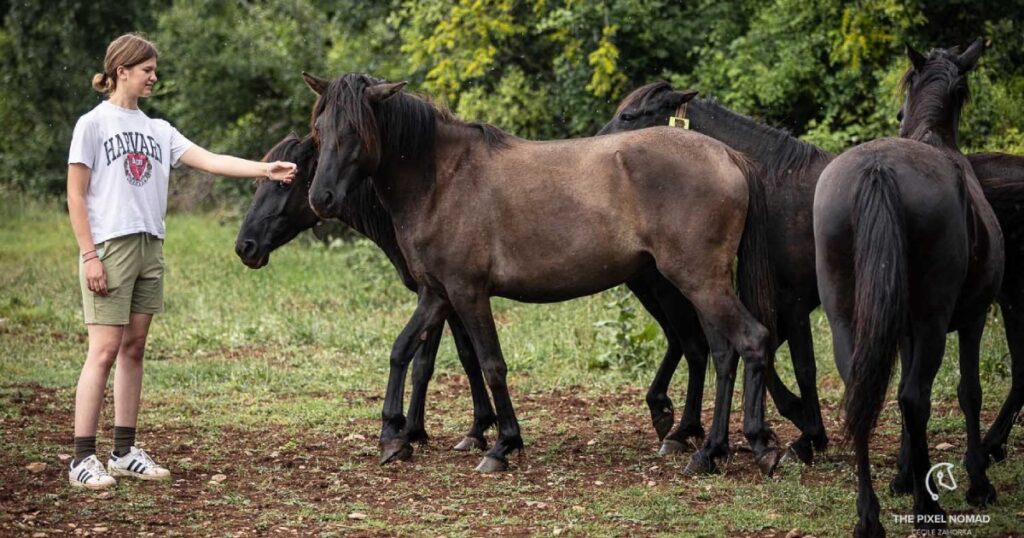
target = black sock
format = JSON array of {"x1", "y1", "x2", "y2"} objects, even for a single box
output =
[
  {"x1": 113, "y1": 426, "x2": 136, "y2": 457},
  {"x1": 73, "y1": 436, "x2": 96, "y2": 466}
]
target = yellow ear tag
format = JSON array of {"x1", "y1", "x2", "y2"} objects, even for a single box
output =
[{"x1": 669, "y1": 116, "x2": 690, "y2": 129}]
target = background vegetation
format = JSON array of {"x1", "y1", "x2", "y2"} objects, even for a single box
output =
[{"x1": 1, "y1": 0, "x2": 1022, "y2": 200}]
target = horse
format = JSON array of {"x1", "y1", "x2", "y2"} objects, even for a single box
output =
[
  {"x1": 814, "y1": 39, "x2": 1000, "y2": 535},
  {"x1": 234, "y1": 133, "x2": 499, "y2": 462},
  {"x1": 599, "y1": 84, "x2": 832, "y2": 468},
  {"x1": 302, "y1": 71, "x2": 776, "y2": 472},
  {"x1": 604, "y1": 81, "x2": 1024, "y2": 472},
  {"x1": 974, "y1": 154, "x2": 1024, "y2": 462}
]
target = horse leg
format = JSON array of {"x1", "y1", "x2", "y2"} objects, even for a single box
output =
[
  {"x1": 628, "y1": 277, "x2": 684, "y2": 443},
  {"x1": 642, "y1": 275, "x2": 709, "y2": 454},
  {"x1": 448, "y1": 291, "x2": 522, "y2": 473},
  {"x1": 982, "y1": 298, "x2": 1024, "y2": 463},
  {"x1": 448, "y1": 314, "x2": 497, "y2": 451},
  {"x1": 890, "y1": 339, "x2": 914, "y2": 496},
  {"x1": 379, "y1": 292, "x2": 451, "y2": 464},
  {"x1": 658, "y1": 260, "x2": 773, "y2": 474},
  {"x1": 853, "y1": 434, "x2": 884, "y2": 538},
  {"x1": 684, "y1": 325, "x2": 737, "y2": 475},
  {"x1": 902, "y1": 324, "x2": 947, "y2": 534},
  {"x1": 958, "y1": 315, "x2": 997, "y2": 506},
  {"x1": 403, "y1": 326, "x2": 443, "y2": 444},
  {"x1": 783, "y1": 310, "x2": 829, "y2": 464}
]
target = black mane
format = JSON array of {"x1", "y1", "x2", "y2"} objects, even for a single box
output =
[
  {"x1": 692, "y1": 97, "x2": 831, "y2": 185},
  {"x1": 313, "y1": 73, "x2": 509, "y2": 173},
  {"x1": 616, "y1": 81, "x2": 673, "y2": 114},
  {"x1": 899, "y1": 47, "x2": 970, "y2": 144}
]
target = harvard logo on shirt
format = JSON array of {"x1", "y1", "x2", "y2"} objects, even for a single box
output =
[
  {"x1": 124, "y1": 153, "x2": 153, "y2": 186},
  {"x1": 102, "y1": 131, "x2": 164, "y2": 187}
]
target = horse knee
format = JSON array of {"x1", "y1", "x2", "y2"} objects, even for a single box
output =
[{"x1": 480, "y1": 360, "x2": 507, "y2": 385}]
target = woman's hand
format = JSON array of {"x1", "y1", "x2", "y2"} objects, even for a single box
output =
[
  {"x1": 266, "y1": 161, "x2": 297, "y2": 184},
  {"x1": 84, "y1": 257, "x2": 108, "y2": 296}
]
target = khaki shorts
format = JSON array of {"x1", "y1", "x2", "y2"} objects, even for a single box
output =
[{"x1": 80, "y1": 233, "x2": 164, "y2": 325}]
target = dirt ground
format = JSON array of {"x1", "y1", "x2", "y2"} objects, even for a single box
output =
[{"x1": 2, "y1": 377, "x2": 1020, "y2": 537}]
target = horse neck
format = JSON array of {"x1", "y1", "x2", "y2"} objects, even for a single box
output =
[
  {"x1": 336, "y1": 187, "x2": 418, "y2": 290},
  {"x1": 688, "y1": 99, "x2": 833, "y2": 181}
]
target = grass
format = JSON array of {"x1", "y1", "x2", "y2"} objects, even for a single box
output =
[{"x1": 1, "y1": 194, "x2": 1021, "y2": 537}]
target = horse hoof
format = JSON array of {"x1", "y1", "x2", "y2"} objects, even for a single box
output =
[
  {"x1": 453, "y1": 436, "x2": 487, "y2": 452},
  {"x1": 889, "y1": 473, "x2": 913, "y2": 496},
  {"x1": 854, "y1": 516, "x2": 885, "y2": 538},
  {"x1": 966, "y1": 483, "x2": 997, "y2": 507},
  {"x1": 784, "y1": 440, "x2": 814, "y2": 465},
  {"x1": 986, "y1": 443, "x2": 1007, "y2": 464},
  {"x1": 653, "y1": 414, "x2": 675, "y2": 442},
  {"x1": 474, "y1": 456, "x2": 508, "y2": 473},
  {"x1": 379, "y1": 440, "x2": 413, "y2": 465},
  {"x1": 658, "y1": 439, "x2": 687, "y2": 457},
  {"x1": 683, "y1": 451, "x2": 716, "y2": 476},
  {"x1": 755, "y1": 448, "x2": 783, "y2": 476}
]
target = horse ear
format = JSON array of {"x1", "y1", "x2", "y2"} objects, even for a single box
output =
[
  {"x1": 905, "y1": 43, "x2": 926, "y2": 71},
  {"x1": 366, "y1": 81, "x2": 407, "y2": 103},
  {"x1": 664, "y1": 89, "x2": 698, "y2": 110},
  {"x1": 956, "y1": 37, "x2": 984, "y2": 72},
  {"x1": 302, "y1": 72, "x2": 328, "y2": 96}
]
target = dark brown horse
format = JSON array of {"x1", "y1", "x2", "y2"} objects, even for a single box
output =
[
  {"x1": 302, "y1": 72, "x2": 774, "y2": 472},
  {"x1": 814, "y1": 39, "x2": 1001, "y2": 536},
  {"x1": 599, "y1": 84, "x2": 831, "y2": 469},
  {"x1": 235, "y1": 133, "x2": 498, "y2": 461}
]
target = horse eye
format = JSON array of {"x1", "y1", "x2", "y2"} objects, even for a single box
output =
[
  {"x1": 620, "y1": 112, "x2": 637, "y2": 122},
  {"x1": 896, "y1": 109, "x2": 904, "y2": 122}
]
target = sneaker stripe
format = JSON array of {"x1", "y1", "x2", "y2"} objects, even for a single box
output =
[
  {"x1": 77, "y1": 468, "x2": 88, "y2": 481},
  {"x1": 127, "y1": 461, "x2": 137, "y2": 473},
  {"x1": 82, "y1": 471, "x2": 92, "y2": 483}
]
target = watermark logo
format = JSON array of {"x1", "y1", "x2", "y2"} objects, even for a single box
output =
[{"x1": 926, "y1": 462, "x2": 957, "y2": 501}]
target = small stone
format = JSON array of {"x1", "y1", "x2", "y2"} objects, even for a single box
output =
[
  {"x1": 92, "y1": 527, "x2": 108, "y2": 534},
  {"x1": 96, "y1": 491, "x2": 114, "y2": 500},
  {"x1": 553, "y1": 528, "x2": 563, "y2": 536},
  {"x1": 586, "y1": 438, "x2": 597, "y2": 446},
  {"x1": 572, "y1": 505, "x2": 585, "y2": 513},
  {"x1": 347, "y1": 512, "x2": 367, "y2": 520},
  {"x1": 785, "y1": 529, "x2": 802, "y2": 538},
  {"x1": 594, "y1": 480, "x2": 604, "y2": 486},
  {"x1": 344, "y1": 434, "x2": 366, "y2": 442},
  {"x1": 935, "y1": 442, "x2": 955, "y2": 451},
  {"x1": 57, "y1": 454, "x2": 73, "y2": 464},
  {"x1": 210, "y1": 474, "x2": 227, "y2": 483},
  {"x1": 647, "y1": 480, "x2": 656, "y2": 487},
  {"x1": 32, "y1": 533, "x2": 46, "y2": 537},
  {"x1": 25, "y1": 462, "x2": 47, "y2": 473}
]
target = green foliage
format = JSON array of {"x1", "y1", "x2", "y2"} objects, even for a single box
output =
[
  {"x1": 591, "y1": 286, "x2": 660, "y2": 375},
  {"x1": 2, "y1": 1, "x2": 1024, "y2": 198}
]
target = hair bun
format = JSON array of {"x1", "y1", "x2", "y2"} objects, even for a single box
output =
[{"x1": 91, "y1": 72, "x2": 113, "y2": 94}]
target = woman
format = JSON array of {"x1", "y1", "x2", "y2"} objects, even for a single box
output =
[{"x1": 66, "y1": 33, "x2": 296, "y2": 489}]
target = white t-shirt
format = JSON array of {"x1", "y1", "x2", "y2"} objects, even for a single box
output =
[{"x1": 68, "y1": 101, "x2": 193, "y2": 244}]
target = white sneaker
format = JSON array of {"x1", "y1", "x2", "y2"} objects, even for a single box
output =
[
  {"x1": 69, "y1": 455, "x2": 117, "y2": 490},
  {"x1": 107, "y1": 447, "x2": 170, "y2": 481}
]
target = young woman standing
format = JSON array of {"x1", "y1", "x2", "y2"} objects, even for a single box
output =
[{"x1": 67, "y1": 33, "x2": 296, "y2": 489}]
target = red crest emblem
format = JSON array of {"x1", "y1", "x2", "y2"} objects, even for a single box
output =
[{"x1": 124, "y1": 153, "x2": 152, "y2": 186}]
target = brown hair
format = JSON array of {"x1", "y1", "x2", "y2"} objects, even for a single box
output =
[{"x1": 91, "y1": 33, "x2": 159, "y2": 94}]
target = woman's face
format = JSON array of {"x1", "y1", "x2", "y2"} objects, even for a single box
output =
[{"x1": 118, "y1": 57, "x2": 158, "y2": 98}]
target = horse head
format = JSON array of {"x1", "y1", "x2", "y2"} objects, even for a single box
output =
[
  {"x1": 597, "y1": 81, "x2": 698, "y2": 135},
  {"x1": 898, "y1": 38, "x2": 984, "y2": 148},
  {"x1": 235, "y1": 133, "x2": 319, "y2": 268},
  {"x1": 303, "y1": 72, "x2": 405, "y2": 218}
]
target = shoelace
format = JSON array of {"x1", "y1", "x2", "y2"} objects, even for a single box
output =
[
  {"x1": 133, "y1": 448, "x2": 158, "y2": 472},
  {"x1": 83, "y1": 456, "x2": 112, "y2": 480}
]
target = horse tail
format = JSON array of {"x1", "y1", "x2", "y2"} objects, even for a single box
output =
[
  {"x1": 843, "y1": 161, "x2": 909, "y2": 448},
  {"x1": 730, "y1": 150, "x2": 778, "y2": 358}
]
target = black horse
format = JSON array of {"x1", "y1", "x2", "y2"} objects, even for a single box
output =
[
  {"x1": 815, "y1": 40, "x2": 1000, "y2": 536},
  {"x1": 603, "y1": 81, "x2": 1024, "y2": 471},
  {"x1": 235, "y1": 133, "x2": 498, "y2": 461}
]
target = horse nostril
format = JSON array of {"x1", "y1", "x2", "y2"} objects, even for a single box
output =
[
  {"x1": 320, "y1": 190, "x2": 334, "y2": 208},
  {"x1": 237, "y1": 239, "x2": 258, "y2": 260}
]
